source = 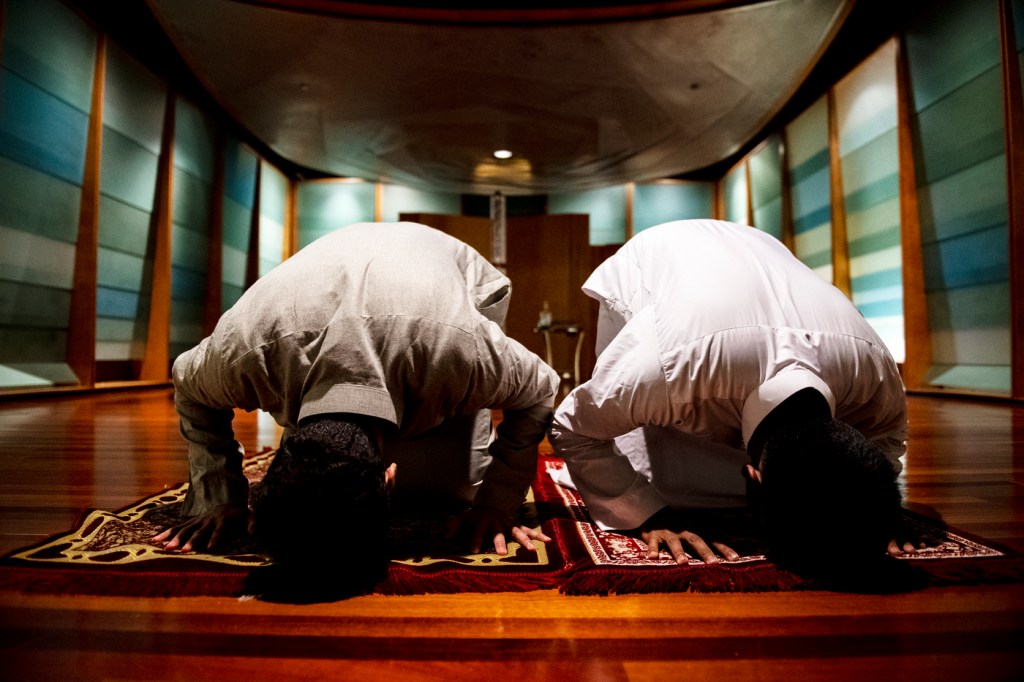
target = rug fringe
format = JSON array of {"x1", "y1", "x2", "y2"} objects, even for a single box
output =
[
  {"x1": 559, "y1": 562, "x2": 805, "y2": 596},
  {"x1": 558, "y1": 556, "x2": 1024, "y2": 596}
]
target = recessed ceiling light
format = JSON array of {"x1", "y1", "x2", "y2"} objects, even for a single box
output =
[{"x1": 493, "y1": 149, "x2": 513, "y2": 159}]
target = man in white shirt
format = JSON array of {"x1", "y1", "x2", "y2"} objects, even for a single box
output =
[
  {"x1": 549, "y1": 219, "x2": 915, "y2": 576},
  {"x1": 155, "y1": 222, "x2": 558, "y2": 598}
]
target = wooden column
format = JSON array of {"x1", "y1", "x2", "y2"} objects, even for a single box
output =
[
  {"x1": 895, "y1": 36, "x2": 931, "y2": 391},
  {"x1": 744, "y1": 159, "x2": 754, "y2": 227},
  {"x1": 779, "y1": 130, "x2": 796, "y2": 253},
  {"x1": 999, "y1": 0, "x2": 1024, "y2": 400},
  {"x1": 827, "y1": 88, "x2": 852, "y2": 297},
  {"x1": 284, "y1": 176, "x2": 298, "y2": 260},
  {"x1": 245, "y1": 160, "x2": 263, "y2": 289},
  {"x1": 66, "y1": 33, "x2": 106, "y2": 388},
  {"x1": 712, "y1": 176, "x2": 723, "y2": 221},
  {"x1": 139, "y1": 90, "x2": 176, "y2": 381},
  {"x1": 203, "y1": 130, "x2": 226, "y2": 336},
  {"x1": 625, "y1": 182, "x2": 634, "y2": 240}
]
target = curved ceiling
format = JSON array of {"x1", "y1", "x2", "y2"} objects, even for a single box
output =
[{"x1": 145, "y1": 0, "x2": 854, "y2": 194}]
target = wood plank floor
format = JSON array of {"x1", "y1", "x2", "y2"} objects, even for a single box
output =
[{"x1": 1, "y1": 388, "x2": 1022, "y2": 681}]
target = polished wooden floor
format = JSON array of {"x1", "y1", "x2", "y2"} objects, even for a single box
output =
[{"x1": 1, "y1": 388, "x2": 1022, "y2": 681}]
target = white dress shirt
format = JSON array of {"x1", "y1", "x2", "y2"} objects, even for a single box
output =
[{"x1": 549, "y1": 219, "x2": 907, "y2": 531}]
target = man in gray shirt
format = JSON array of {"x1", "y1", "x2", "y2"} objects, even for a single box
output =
[{"x1": 155, "y1": 222, "x2": 558, "y2": 596}]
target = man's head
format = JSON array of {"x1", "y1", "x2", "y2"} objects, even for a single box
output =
[
  {"x1": 250, "y1": 414, "x2": 392, "y2": 601},
  {"x1": 748, "y1": 393, "x2": 901, "y2": 578}
]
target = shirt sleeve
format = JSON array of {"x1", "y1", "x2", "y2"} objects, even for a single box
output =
[
  {"x1": 548, "y1": 307, "x2": 674, "y2": 530},
  {"x1": 471, "y1": 328, "x2": 559, "y2": 513},
  {"x1": 857, "y1": 375, "x2": 909, "y2": 473},
  {"x1": 172, "y1": 340, "x2": 250, "y2": 516},
  {"x1": 832, "y1": 346, "x2": 909, "y2": 474}
]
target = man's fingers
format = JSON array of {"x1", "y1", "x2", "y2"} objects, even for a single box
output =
[
  {"x1": 643, "y1": 527, "x2": 736, "y2": 564},
  {"x1": 664, "y1": 535, "x2": 690, "y2": 564},
  {"x1": 493, "y1": 532, "x2": 508, "y2": 556},
  {"x1": 888, "y1": 538, "x2": 923, "y2": 555},
  {"x1": 181, "y1": 527, "x2": 204, "y2": 552},
  {"x1": 522, "y1": 526, "x2": 551, "y2": 543},
  {"x1": 177, "y1": 521, "x2": 211, "y2": 552},
  {"x1": 160, "y1": 525, "x2": 192, "y2": 550},
  {"x1": 645, "y1": 534, "x2": 662, "y2": 559},
  {"x1": 712, "y1": 542, "x2": 740, "y2": 562},
  {"x1": 207, "y1": 524, "x2": 225, "y2": 551},
  {"x1": 680, "y1": 531, "x2": 718, "y2": 564},
  {"x1": 511, "y1": 526, "x2": 535, "y2": 551}
]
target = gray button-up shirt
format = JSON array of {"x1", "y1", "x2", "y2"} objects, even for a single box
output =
[{"x1": 173, "y1": 222, "x2": 558, "y2": 517}]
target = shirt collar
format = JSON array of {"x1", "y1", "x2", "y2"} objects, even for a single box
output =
[{"x1": 740, "y1": 370, "x2": 836, "y2": 448}]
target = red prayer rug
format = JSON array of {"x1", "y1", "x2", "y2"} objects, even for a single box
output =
[{"x1": 537, "y1": 458, "x2": 1024, "y2": 595}]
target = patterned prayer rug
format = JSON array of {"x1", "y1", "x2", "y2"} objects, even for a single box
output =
[
  {"x1": 0, "y1": 449, "x2": 563, "y2": 599},
  {"x1": 538, "y1": 458, "x2": 1024, "y2": 595}
]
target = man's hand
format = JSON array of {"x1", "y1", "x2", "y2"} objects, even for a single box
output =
[
  {"x1": 449, "y1": 505, "x2": 551, "y2": 556},
  {"x1": 641, "y1": 527, "x2": 740, "y2": 565},
  {"x1": 639, "y1": 507, "x2": 740, "y2": 565},
  {"x1": 152, "y1": 502, "x2": 250, "y2": 553},
  {"x1": 887, "y1": 518, "x2": 928, "y2": 556}
]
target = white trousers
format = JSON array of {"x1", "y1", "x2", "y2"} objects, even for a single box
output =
[{"x1": 597, "y1": 302, "x2": 748, "y2": 509}]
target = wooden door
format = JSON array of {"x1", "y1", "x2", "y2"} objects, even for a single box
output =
[{"x1": 504, "y1": 214, "x2": 593, "y2": 395}]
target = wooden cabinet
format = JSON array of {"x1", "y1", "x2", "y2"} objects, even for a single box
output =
[{"x1": 402, "y1": 212, "x2": 598, "y2": 392}]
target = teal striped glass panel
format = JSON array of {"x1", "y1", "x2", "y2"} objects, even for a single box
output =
[
  {"x1": 170, "y1": 98, "x2": 216, "y2": 361},
  {"x1": 786, "y1": 96, "x2": 832, "y2": 282},
  {"x1": 632, "y1": 182, "x2": 714, "y2": 233},
  {"x1": 0, "y1": 0, "x2": 96, "y2": 387},
  {"x1": 906, "y1": 0, "x2": 1010, "y2": 394},
  {"x1": 298, "y1": 181, "x2": 376, "y2": 248},
  {"x1": 96, "y1": 44, "x2": 167, "y2": 364},
  {"x1": 723, "y1": 163, "x2": 748, "y2": 225},
  {"x1": 258, "y1": 161, "x2": 288, "y2": 277},
  {"x1": 548, "y1": 186, "x2": 626, "y2": 245},
  {"x1": 221, "y1": 137, "x2": 257, "y2": 311},
  {"x1": 749, "y1": 135, "x2": 784, "y2": 241},
  {"x1": 379, "y1": 183, "x2": 459, "y2": 223},
  {"x1": 835, "y1": 40, "x2": 904, "y2": 363}
]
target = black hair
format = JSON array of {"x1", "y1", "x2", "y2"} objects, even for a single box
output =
[
  {"x1": 248, "y1": 415, "x2": 390, "y2": 602},
  {"x1": 758, "y1": 415, "x2": 902, "y2": 582}
]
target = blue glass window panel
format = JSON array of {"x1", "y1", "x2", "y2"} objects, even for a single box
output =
[
  {"x1": 548, "y1": 186, "x2": 627, "y2": 246},
  {"x1": 723, "y1": 164, "x2": 748, "y2": 225},
  {"x1": 632, "y1": 182, "x2": 713, "y2": 233},
  {"x1": 380, "y1": 184, "x2": 459, "y2": 223},
  {"x1": 0, "y1": 156, "x2": 82, "y2": 244},
  {"x1": 0, "y1": 70, "x2": 89, "y2": 184},
  {"x1": 298, "y1": 181, "x2": 377, "y2": 248}
]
